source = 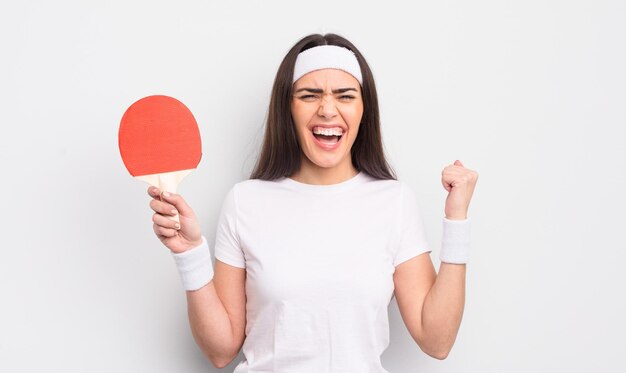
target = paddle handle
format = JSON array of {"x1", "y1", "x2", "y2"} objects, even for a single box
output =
[{"x1": 136, "y1": 169, "x2": 194, "y2": 224}]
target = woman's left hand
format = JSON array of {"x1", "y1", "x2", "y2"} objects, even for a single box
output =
[{"x1": 441, "y1": 160, "x2": 479, "y2": 220}]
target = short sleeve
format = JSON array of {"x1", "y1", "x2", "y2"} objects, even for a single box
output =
[
  {"x1": 393, "y1": 182, "x2": 432, "y2": 267},
  {"x1": 213, "y1": 185, "x2": 246, "y2": 268}
]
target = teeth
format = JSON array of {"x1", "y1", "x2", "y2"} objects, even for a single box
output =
[{"x1": 312, "y1": 127, "x2": 344, "y2": 136}]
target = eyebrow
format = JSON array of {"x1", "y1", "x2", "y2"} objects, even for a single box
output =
[{"x1": 294, "y1": 87, "x2": 359, "y2": 94}]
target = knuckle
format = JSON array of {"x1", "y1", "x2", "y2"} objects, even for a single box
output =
[
  {"x1": 150, "y1": 199, "x2": 161, "y2": 211},
  {"x1": 164, "y1": 218, "x2": 176, "y2": 229},
  {"x1": 157, "y1": 226, "x2": 169, "y2": 236}
]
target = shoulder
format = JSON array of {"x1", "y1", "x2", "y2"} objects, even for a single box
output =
[
  {"x1": 224, "y1": 178, "x2": 289, "y2": 208},
  {"x1": 363, "y1": 176, "x2": 422, "y2": 210},
  {"x1": 360, "y1": 173, "x2": 407, "y2": 194},
  {"x1": 231, "y1": 177, "x2": 285, "y2": 194}
]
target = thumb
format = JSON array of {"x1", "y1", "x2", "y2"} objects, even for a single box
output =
[
  {"x1": 454, "y1": 159, "x2": 464, "y2": 167},
  {"x1": 161, "y1": 191, "x2": 195, "y2": 217}
]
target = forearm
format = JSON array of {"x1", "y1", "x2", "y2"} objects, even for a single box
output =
[
  {"x1": 186, "y1": 281, "x2": 236, "y2": 367},
  {"x1": 420, "y1": 262, "x2": 466, "y2": 359}
]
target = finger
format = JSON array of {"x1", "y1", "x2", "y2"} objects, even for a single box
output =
[
  {"x1": 443, "y1": 166, "x2": 470, "y2": 177},
  {"x1": 153, "y1": 223, "x2": 166, "y2": 239},
  {"x1": 443, "y1": 164, "x2": 460, "y2": 174},
  {"x1": 152, "y1": 223, "x2": 161, "y2": 237},
  {"x1": 160, "y1": 192, "x2": 195, "y2": 218},
  {"x1": 148, "y1": 186, "x2": 161, "y2": 200},
  {"x1": 441, "y1": 174, "x2": 452, "y2": 191},
  {"x1": 454, "y1": 159, "x2": 464, "y2": 167},
  {"x1": 153, "y1": 213, "x2": 181, "y2": 230},
  {"x1": 149, "y1": 199, "x2": 178, "y2": 216},
  {"x1": 154, "y1": 223, "x2": 178, "y2": 238}
]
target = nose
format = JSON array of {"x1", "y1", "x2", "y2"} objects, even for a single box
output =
[{"x1": 317, "y1": 95, "x2": 338, "y2": 119}]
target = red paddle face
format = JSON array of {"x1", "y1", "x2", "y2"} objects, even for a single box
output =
[{"x1": 118, "y1": 95, "x2": 202, "y2": 177}]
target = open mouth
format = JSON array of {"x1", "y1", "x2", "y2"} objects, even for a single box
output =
[
  {"x1": 312, "y1": 132, "x2": 342, "y2": 145},
  {"x1": 311, "y1": 125, "x2": 345, "y2": 146}
]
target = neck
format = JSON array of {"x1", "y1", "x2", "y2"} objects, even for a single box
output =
[{"x1": 290, "y1": 159, "x2": 359, "y2": 185}]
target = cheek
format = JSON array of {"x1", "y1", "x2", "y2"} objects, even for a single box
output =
[
  {"x1": 346, "y1": 106, "x2": 363, "y2": 142},
  {"x1": 290, "y1": 107, "x2": 304, "y2": 136},
  {"x1": 291, "y1": 103, "x2": 311, "y2": 125},
  {"x1": 296, "y1": 125, "x2": 309, "y2": 141},
  {"x1": 291, "y1": 117, "x2": 310, "y2": 143},
  {"x1": 291, "y1": 104, "x2": 319, "y2": 139},
  {"x1": 342, "y1": 105, "x2": 364, "y2": 126}
]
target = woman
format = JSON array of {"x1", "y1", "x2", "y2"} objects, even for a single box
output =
[{"x1": 148, "y1": 33, "x2": 478, "y2": 372}]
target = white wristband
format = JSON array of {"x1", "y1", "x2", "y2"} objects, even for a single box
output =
[
  {"x1": 440, "y1": 217, "x2": 471, "y2": 264},
  {"x1": 171, "y1": 236, "x2": 214, "y2": 291}
]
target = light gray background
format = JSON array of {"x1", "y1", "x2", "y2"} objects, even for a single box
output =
[{"x1": 1, "y1": 0, "x2": 625, "y2": 372}]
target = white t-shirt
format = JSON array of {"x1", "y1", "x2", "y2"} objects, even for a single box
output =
[{"x1": 214, "y1": 171, "x2": 431, "y2": 373}]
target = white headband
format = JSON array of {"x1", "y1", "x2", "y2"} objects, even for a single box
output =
[{"x1": 293, "y1": 45, "x2": 363, "y2": 85}]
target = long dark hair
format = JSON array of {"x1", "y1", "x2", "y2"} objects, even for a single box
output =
[{"x1": 250, "y1": 33, "x2": 396, "y2": 181}]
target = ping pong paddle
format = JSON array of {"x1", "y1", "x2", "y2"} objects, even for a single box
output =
[{"x1": 118, "y1": 95, "x2": 202, "y2": 222}]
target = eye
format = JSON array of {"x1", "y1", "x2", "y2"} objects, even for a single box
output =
[
  {"x1": 338, "y1": 95, "x2": 356, "y2": 101},
  {"x1": 298, "y1": 94, "x2": 319, "y2": 101}
]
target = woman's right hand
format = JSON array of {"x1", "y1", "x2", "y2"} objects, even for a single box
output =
[{"x1": 148, "y1": 187, "x2": 203, "y2": 254}]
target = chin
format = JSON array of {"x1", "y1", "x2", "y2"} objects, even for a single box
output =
[
  {"x1": 306, "y1": 152, "x2": 337, "y2": 165},
  {"x1": 314, "y1": 162, "x2": 341, "y2": 169},
  {"x1": 310, "y1": 155, "x2": 347, "y2": 170},
  {"x1": 301, "y1": 140, "x2": 351, "y2": 170}
]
